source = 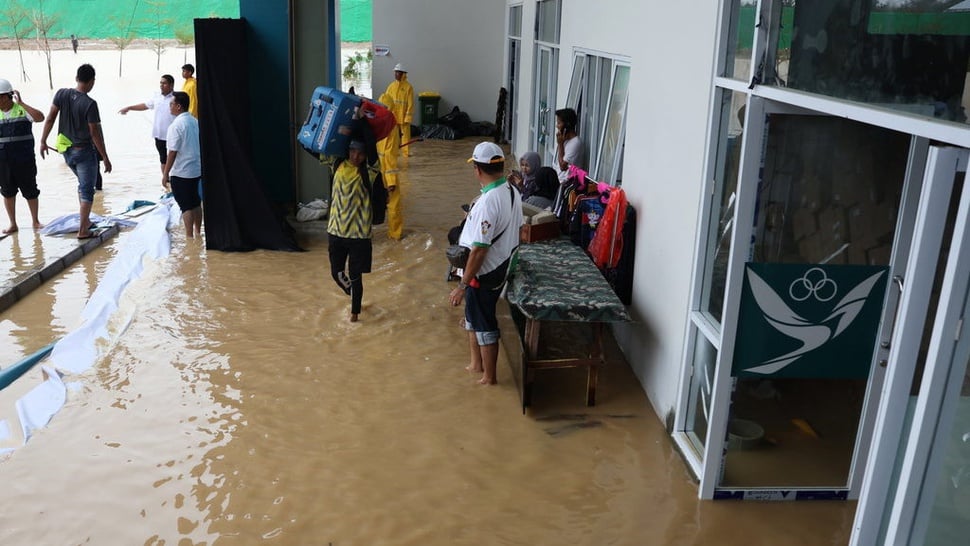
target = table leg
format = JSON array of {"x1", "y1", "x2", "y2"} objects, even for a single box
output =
[
  {"x1": 587, "y1": 323, "x2": 606, "y2": 406},
  {"x1": 523, "y1": 318, "x2": 540, "y2": 408}
]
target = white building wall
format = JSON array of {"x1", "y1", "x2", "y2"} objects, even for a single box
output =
[
  {"x1": 610, "y1": 2, "x2": 719, "y2": 422},
  {"x1": 521, "y1": 0, "x2": 720, "y2": 421},
  {"x1": 371, "y1": 0, "x2": 506, "y2": 124}
]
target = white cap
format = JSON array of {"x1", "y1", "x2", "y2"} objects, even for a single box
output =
[
  {"x1": 393, "y1": 63, "x2": 407, "y2": 73},
  {"x1": 467, "y1": 142, "x2": 505, "y2": 164},
  {"x1": 0, "y1": 79, "x2": 12, "y2": 94}
]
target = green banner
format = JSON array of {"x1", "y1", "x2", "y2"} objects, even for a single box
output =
[{"x1": 733, "y1": 263, "x2": 889, "y2": 379}]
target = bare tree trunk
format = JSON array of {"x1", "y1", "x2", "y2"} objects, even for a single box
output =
[{"x1": 15, "y1": 39, "x2": 29, "y2": 82}]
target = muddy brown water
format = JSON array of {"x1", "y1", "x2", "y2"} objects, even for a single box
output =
[{"x1": 0, "y1": 48, "x2": 855, "y2": 545}]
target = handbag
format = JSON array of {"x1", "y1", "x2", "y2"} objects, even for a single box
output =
[{"x1": 446, "y1": 244, "x2": 470, "y2": 269}]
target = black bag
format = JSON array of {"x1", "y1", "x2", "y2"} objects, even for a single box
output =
[
  {"x1": 446, "y1": 244, "x2": 470, "y2": 269},
  {"x1": 477, "y1": 254, "x2": 513, "y2": 290},
  {"x1": 370, "y1": 171, "x2": 388, "y2": 225}
]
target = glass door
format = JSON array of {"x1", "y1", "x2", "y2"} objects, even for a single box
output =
[
  {"x1": 695, "y1": 98, "x2": 927, "y2": 499},
  {"x1": 531, "y1": 45, "x2": 556, "y2": 164},
  {"x1": 852, "y1": 146, "x2": 969, "y2": 545},
  {"x1": 506, "y1": 4, "x2": 522, "y2": 145}
]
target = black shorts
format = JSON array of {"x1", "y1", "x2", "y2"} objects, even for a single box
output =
[
  {"x1": 155, "y1": 138, "x2": 167, "y2": 164},
  {"x1": 0, "y1": 159, "x2": 39, "y2": 199},
  {"x1": 170, "y1": 175, "x2": 202, "y2": 212}
]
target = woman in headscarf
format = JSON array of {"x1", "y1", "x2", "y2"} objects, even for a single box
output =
[
  {"x1": 508, "y1": 151, "x2": 541, "y2": 200},
  {"x1": 524, "y1": 166, "x2": 559, "y2": 210}
]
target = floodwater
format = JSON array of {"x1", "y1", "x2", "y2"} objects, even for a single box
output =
[{"x1": 0, "y1": 46, "x2": 856, "y2": 544}]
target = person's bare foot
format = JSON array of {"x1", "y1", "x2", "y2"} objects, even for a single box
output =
[
  {"x1": 32, "y1": 221, "x2": 44, "y2": 230},
  {"x1": 2, "y1": 226, "x2": 17, "y2": 235},
  {"x1": 477, "y1": 375, "x2": 497, "y2": 385},
  {"x1": 465, "y1": 363, "x2": 484, "y2": 373},
  {"x1": 350, "y1": 313, "x2": 359, "y2": 322}
]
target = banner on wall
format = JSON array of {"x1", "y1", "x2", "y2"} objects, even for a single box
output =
[{"x1": 732, "y1": 263, "x2": 889, "y2": 379}]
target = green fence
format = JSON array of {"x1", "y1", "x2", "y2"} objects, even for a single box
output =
[
  {"x1": 0, "y1": 0, "x2": 239, "y2": 40},
  {"x1": 341, "y1": 0, "x2": 372, "y2": 43},
  {"x1": 2, "y1": 0, "x2": 373, "y2": 43}
]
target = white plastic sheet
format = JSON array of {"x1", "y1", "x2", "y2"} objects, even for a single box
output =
[
  {"x1": 2, "y1": 201, "x2": 174, "y2": 456},
  {"x1": 16, "y1": 367, "x2": 66, "y2": 443},
  {"x1": 52, "y1": 203, "x2": 172, "y2": 374}
]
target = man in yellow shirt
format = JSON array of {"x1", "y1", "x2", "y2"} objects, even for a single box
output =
[
  {"x1": 181, "y1": 64, "x2": 198, "y2": 118},
  {"x1": 383, "y1": 63, "x2": 413, "y2": 157}
]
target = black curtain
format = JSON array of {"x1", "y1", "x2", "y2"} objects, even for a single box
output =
[{"x1": 195, "y1": 18, "x2": 302, "y2": 252}]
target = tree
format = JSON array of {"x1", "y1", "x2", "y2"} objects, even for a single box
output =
[
  {"x1": 174, "y1": 25, "x2": 195, "y2": 65},
  {"x1": 0, "y1": 1, "x2": 31, "y2": 82},
  {"x1": 29, "y1": 0, "x2": 59, "y2": 90},
  {"x1": 108, "y1": 33, "x2": 136, "y2": 78},
  {"x1": 144, "y1": 0, "x2": 172, "y2": 70}
]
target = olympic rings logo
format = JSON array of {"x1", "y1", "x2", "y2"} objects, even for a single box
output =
[{"x1": 789, "y1": 267, "x2": 838, "y2": 302}]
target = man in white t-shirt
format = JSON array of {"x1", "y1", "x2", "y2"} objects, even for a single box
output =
[
  {"x1": 119, "y1": 74, "x2": 176, "y2": 173},
  {"x1": 448, "y1": 141, "x2": 523, "y2": 386},
  {"x1": 161, "y1": 92, "x2": 202, "y2": 238}
]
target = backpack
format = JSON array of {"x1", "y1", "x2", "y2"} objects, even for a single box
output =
[{"x1": 370, "y1": 170, "x2": 388, "y2": 225}]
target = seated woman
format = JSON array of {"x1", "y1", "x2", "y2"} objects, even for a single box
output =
[
  {"x1": 508, "y1": 151, "x2": 541, "y2": 200},
  {"x1": 524, "y1": 167, "x2": 559, "y2": 210}
]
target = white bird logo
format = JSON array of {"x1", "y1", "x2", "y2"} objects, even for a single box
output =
[{"x1": 743, "y1": 267, "x2": 886, "y2": 375}]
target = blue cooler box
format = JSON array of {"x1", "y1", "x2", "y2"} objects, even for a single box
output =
[{"x1": 297, "y1": 86, "x2": 362, "y2": 156}]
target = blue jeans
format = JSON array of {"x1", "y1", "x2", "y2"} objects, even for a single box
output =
[{"x1": 63, "y1": 146, "x2": 99, "y2": 202}]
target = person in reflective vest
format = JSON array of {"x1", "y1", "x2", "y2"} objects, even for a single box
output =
[{"x1": 0, "y1": 79, "x2": 46, "y2": 234}]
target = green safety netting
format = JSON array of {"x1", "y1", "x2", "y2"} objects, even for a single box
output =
[{"x1": 1, "y1": 0, "x2": 373, "y2": 42}]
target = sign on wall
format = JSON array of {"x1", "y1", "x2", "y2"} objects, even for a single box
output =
[{"x1": 732, "y1": 263, "x2": 889, "y2": 378}]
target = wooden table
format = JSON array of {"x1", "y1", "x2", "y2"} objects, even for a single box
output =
[{"x1": 505, "y1": 238, "x2": 630, "y2": 412}]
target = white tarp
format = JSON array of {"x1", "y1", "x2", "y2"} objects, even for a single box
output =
[{"x1": 1, "y1": 201, "x2": 175, "y2": 456}]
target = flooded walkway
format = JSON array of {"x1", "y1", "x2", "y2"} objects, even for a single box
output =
[{"x1": 0, "y1": 48, "x2": 855, "y2": 545}]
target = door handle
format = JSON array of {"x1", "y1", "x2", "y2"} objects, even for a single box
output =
[{"x1": 878, "y1": 275, "x2": 904, "y2": 367}]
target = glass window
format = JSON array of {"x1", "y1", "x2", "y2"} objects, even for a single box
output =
[
  {"x1": 596, "y1": 65, "x2": 630, "y2": 185},
  {"x1": 918, "y1": 333, "x2": 970, "y2": 544},
  {"x1": 536, "y1": 0, "x2": 560, "y2": 44},
  {"x1": 751, "y1": 114, "x2": 910, "y2": 266},
  {"x1": 723, "y1": 0, "x2": 755, "y2": 81},
  {"x1": 566, "y1": 54, "x2": 586, "y2": 110},
  {"x1": 685, "y1": 332, "x2": 718, "y2": 454},
  {"x1": 509, "y1": 5, "x2": 522, "y2": 37},
  {"x1": 770, "y1": 0, "x2": 970, "y2": 126},
  {"x1": 701, "y1": 90, "x2": 747, "y2": 323}
]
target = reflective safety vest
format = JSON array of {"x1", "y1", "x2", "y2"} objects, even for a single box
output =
[{"x1": 0, "y1": 103, "x2": 35, "y2": 162}]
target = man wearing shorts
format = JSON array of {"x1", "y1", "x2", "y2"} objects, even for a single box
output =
[
  {"x1": 0, "y1": 79, "x2": 46, "y2": 234},
  {"x1": 119, "y1": 74, "x2": 176, "y2": 173},
  {"x1": 40, "y1": 64, "x2": 112, "y2": 239},
  {"x1": 162, "y1": 91, "x2": 202, "y2": 238},
  {"x1": 448, "y1": 142, "x2": 522, "y2": 385}
]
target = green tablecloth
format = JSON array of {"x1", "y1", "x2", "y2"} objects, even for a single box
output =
[{"x1": 506, "y1": 238, "x2": 631, "y2": 322}]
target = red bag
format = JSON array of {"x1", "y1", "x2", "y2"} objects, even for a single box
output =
[
  {"x1": 359, "y1": 99, "x2": 397, "y2": 141},
  {"x1": 588, "y1": 187, "x2": 628, "y2": 269}
]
